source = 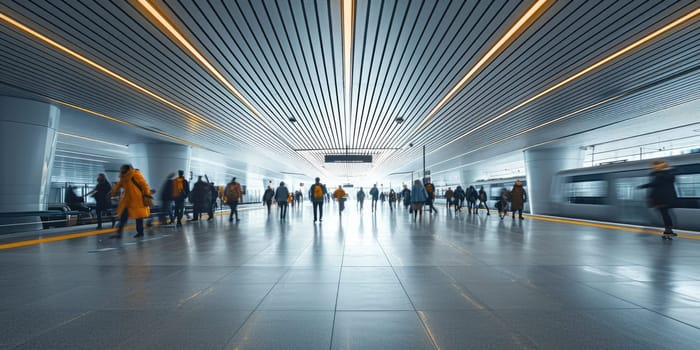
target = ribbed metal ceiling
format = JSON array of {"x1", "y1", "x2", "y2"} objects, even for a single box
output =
[{"x1": 0, "y1": 0, "x2": 698, "y2": 182}]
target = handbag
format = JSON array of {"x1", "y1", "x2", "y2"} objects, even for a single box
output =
[{"x1": 131, "y1": 177, "x2": 154, "y2": 207}]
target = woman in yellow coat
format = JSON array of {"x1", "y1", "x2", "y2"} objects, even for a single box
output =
[{"x1": 110, "y1": 164, "x2": 151, "y2": 239}]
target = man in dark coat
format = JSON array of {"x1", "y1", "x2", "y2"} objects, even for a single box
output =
[
  {"x1": 510, "y1": 180, "x2": 527, "y2": 220},
  {"x1": 639, "y1": 160, "x2": 678, "y2": 236},
  {"x1": 190, "y1": 176, "x2": 210, "y2": 221},
  {"x1": 159, "y1": 173, "x2": 175, "y2": 225}
]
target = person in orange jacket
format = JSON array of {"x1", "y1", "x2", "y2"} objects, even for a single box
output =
[
  {"x1": 333, "y1": 186, "x2": 347, "y2": 216},
  {"x1": 110, "y1": 164, "x2": 151, "y2": 239}
]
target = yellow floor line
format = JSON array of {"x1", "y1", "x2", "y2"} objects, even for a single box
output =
[{"x1": 0, "y1": 207, "x2": 263, "y2": 250}]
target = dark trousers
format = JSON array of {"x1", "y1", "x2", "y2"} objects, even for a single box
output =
[
  {"x1": 371, "y1": 199, "x2": 378, "y2": 211},
  {"x1": 313, "y1": 201, "x2": 323, "y2": 221},
  {"x1": 208, "y1": 201, "x2": 215, "y2": 218},
  {"x1": 389, "y1": 201, "x2": 395, "y2": 210},
  {"x1": 658, "y1": 207, "x2": 673, "y2": 231},
  {"x1": 512, "y1": 209, "x2": 523, "y2": 218},
  {"x1": 159, "y1": 200, "x2": 173, "y2": 224},
  {"x1": 174, "y1": 200, "x2": 185, "y2": 223},
  {"x1": 228, "y1": 201, "x2": 239, "y2": 220},
  {"x1": 278, "y1": 201, "x2": 288, "y2": 219},
  {"x1": 358, "y1": 199, "x2": 364, "y2": 210},
  {"x1": 427, "y1": 199, "x2": 437, "y2": 213},
  {"x1": 479, "y1": 200, "x2": 490, "y2": 214},
  {"x1": 95, "y1": 204, "x2": 110, "y2": 228},
  {"x1": 117, "y1": 209, "x2": 143, "y2": 235},
  {"x1": 265, "y1": 200, "x2": 272, "y2": 214}
]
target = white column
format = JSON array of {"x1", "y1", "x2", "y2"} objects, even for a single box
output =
[
  {"x1": 524, "y1": 146, "x2": 584, "y2": 215},
  {"x1": 129, "y1": 143, "x2": 191, "y2": 204}
]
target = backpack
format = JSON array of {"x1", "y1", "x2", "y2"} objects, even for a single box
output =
[
  {"x1": 172, "y1": 178, "x2": 184, "y2": 198},
  {"x1": 313, "y1": 184, "x2": 324, "y2": 199}
]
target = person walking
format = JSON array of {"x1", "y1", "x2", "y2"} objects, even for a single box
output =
[
  {"x1": 388, "y1": 189, "x2": 397, "y2": 210},
  {"x1": 401, "y1": 184, "x2": 411, "y2": 211},
  {"x1": 453, "y1": 186, "x2": 465, "y2": 212},
  {"x1": 411, "y1": 179, "x2": 428, "y2": 221},
  {"x1": 172, "y1": 170, "x2": 190, "y2": 227},
  {"x1": 309, "y1": 177, "x2": 327, "y2": 222},
  {"x1": 225, "y1": 177, "x2": 243, "y2": 222},
  {"x1": 445, "y1": 187, "x2": 454, "y2": 210},
  {"x1": 495, "y1": 187, "x2": 510, "y2": 219},
  {"x1": 369, "y1": 184, "x2": 379, "y2": 212},
  {"x1": 466, "y1": 186, "x2": 478, "y2": 214},
  {"x1": 109, "y1": 164, "x2": 151, "y2": 238},
  {"x1": 158, "y1": 173, "x2": 175, "y2": 225},
  {"x1": 510, "y1": 180, "x2": 527, "y2": 220},
  {"x1": 357, "y1": 187, "x2": 366, "y2": 210},
  {"x1": 262, "y1": 185, "x2": 275, "y2": 215},
  {"x1": 208, "y1": 183, "x2": 218, "y2": 220},
  {"x1": 190, "y1": 176, "x2": 210, "y2": 221},
  {"x1": 638, "y1": 160, "x2": 678, "y2": 238},
  {"x1": 333, "y1": 185, "x2": 347, "y2": 217},
  {"x1": 275, "y1": 181, "x2": 290, "y2": 219},
  {"x1": 478, "y1": 186, "x2": 491, "y2": 216},
  {"x1": 89, "y1": 173, "x2": 112, "y2": 229},
  {"x1": 424, "y1": 179, "x2": 438, "y2": 214}
]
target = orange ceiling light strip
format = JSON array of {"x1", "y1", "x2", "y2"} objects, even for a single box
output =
[
  {"x1": 136, "y1": 0, "x2": 267, "y2": 123},
  {"x1": 417, "y1": 0, "x2": 550, "y2": 130},
  {"x1": 434, "y1": 6, "x2": 700, "y2": 154},
  {"x1": 341, "y1": 0, "x2": 355, "y2": 146},
  {"x1": 0, "y1": 11, "x2": 225, "y2": 133}
]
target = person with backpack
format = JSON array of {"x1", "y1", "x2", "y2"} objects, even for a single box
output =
[
  {"x1": 172, "y1": 170, "x2": 190, "y2": 227},
  {"x1": 453, "y1": 186, "x2": 465, "y2": 212},
  {"x1": 88, "y1": 173, "x2": 112, "y2": 229},
  {"x1": 510, "y1": 180, "x2": 527, "y2": 220},
  {"x1": 445, "y1": 187, "x2": 454, "y2": 210},
  {"x1": 225, "y1": 177, "x2": 243, "y2": 222},
  {"x1": 401, "y1": 184, "x2": 411, "y2": 211},
  {"x1": 333, "y1": 185, "x2": 347, "y2": 216},
  {"x1": 466, "y1": 186, "x2": 478, "y2": 214},
  {"x1": 369, "y1": 184, "x2": 379, "y2": 212},
  {"x1": 388, "y1": 189, "x2": 397, "y2": 210},
  {"x1": 478, "y1": 186, "x2": 490, "y2": 216},
  {"x1": 262, "y1": 185, "x2": 275, "y2": 215},
  {"x1": 357, "y1": 187, "x2": 366, "y2": 210},
  {"x1": 275, "y1": 181, "x2": 290, "y2": 219},
  {"x1": 424, "y1": 179, "x2": 438, "y2": 214},
  {"x1": 309, "y1": 177, "x2": 327, "y2": 222},
  {"x1": 109, "y1": 164, "x2": 151, "y2": 239}
]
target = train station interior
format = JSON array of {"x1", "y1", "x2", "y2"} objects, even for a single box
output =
[{"x1": 1, "y1": 0, "x2": 699, "y2": 349}]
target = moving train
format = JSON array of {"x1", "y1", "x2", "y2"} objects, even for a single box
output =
[{"x1": 551, "y1": 153, "x2": 700, "y2": 231}]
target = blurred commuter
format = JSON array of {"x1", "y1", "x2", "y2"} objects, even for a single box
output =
[
  {"x1": 510, "y1": 180, "x2": 527, "y2": 220},
  {"x1": 478, "y1": 186, "x2": 491, "y2": 216},
  {"x1": 275, "y1": 181, "x2": 289, "y2": 219},
  {"x1": 158, "y1": 173, "x2": 175, "y2": 225},
  {"x1": 495, "y1": 188, "x2": 510, "y2": 219},
  {"x1": 190, "y1": 176, "x2": 210, "y2": 221},
  {"x1": 411, "y1": 179, "x2": 428, "y2": 221},
  {"x1": 466, "y1": 186, "x2": 478, "y2": 214},
  {"x1": 424, "y1": 179, "x2": 437, "y2": 214},
  {"x1": 225, "y1": 177, "x2": 243, "y2": 222},
  {"x1": 380, "y1": 192, "x2": 386, "y2": 205},
  {"x1": 333, "y1": 185, "x2": 347, "y2": 216},
  {"x1": 388, "y1": 189, "x2": 397, "y2": 210},
  {"x1": 208, "y1": 183, "x2": 218, "y2": 220},
  {"x1": 638, "y1": 160, "x2": 678, "y2": 236},
  {"x1": 110, "y1": 164, "x2": 151, "y2": 238},
  {"x1": 65, "y1": 184, "x2": 89, "y2": 212},
  {"x1": 369, "y1": 184, "x2": 379, "y2": 212},
  {"x1": 309, "y1": 177, "x2": 327, "y2": 222},
  {"x1": 295, "y1": 190, "x2": 303, "y2": 204},
  {"x1": 172, "y1": 170, "x2": 190, "y2": 227},
  {"x1": 453, "y1": 186, "x2": 465, "y2": 212},
  {"x1": 445, "y1": 187, "x2": 454, "y2": 209},
  {"x1": 401, "y1": 184, "x2": 411, "y2": 211},
  {"x1": 357, "y1": 187, "x2": 366, "y2": 210},
  {"x1": 88, "y1": 174, "x2": 112, "y2": 229},
  {"x1": 262, "y1": 185, "x2": 275, "y2": 215}
]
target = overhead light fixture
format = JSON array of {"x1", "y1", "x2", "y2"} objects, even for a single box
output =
[
  {"x1": 417, "y1": 0, "x2": 550, "y2": 131},
  {"x1": 58, "y1": 132, "x2": 128, "y2": 148},
  {"x1": 395, "y1": 116, "x2": 405, "y2": 124},
  {"x1": 433, "y1": 6, "x2": 700, "y2": 154},
  {"x1": 288, "y1": 116, "x2": 297, "y2": 123},
  {"x1": 341, "y1": 0, "x2": 355, "y2": 146}
]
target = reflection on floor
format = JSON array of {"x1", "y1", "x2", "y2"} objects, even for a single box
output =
[{"x1": 1, "y1": 202, "x2": 700, "y2": 349}]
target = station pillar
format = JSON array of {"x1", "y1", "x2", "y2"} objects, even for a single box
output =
[
  {"x1": 524, "y1": 146, "x2": 584, "y2": 215},
  {"x1": 128, "y1": 143, "x2": 191, "y2": 204},
  {"x1": 0, "y1": 96, "x2": 60, "y2": 231}
]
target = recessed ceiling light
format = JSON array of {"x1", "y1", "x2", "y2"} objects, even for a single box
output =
[
  {"x1": 395, "y1": 116, "x2": 404, "y2": 124},
  {"x1": 289, "y1": 117, "x2": 297, "y2": 123}
]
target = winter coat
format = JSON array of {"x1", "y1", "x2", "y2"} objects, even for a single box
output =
[
  {"x1": 639, "y1": 168, "x2": 677, "y2": 207},
  {"x1": 445, "y1": 189, "x2": 454, "y2": 201},
  {"x1": 334, "y1": 188, "x2": 347, "y2": 200},
  {"x1": 159, "y1": 179, "x2": 173, "y2": 202},
  {"x1": 389, "y1": 191, "x2": 397, "y2": 202},
  {"x1": 262, "y1": 187, "x2": 275, "y2": 202},
  {"x1": 411, "y1": 184, "x2": 428, "y2": 203},
  {"x1": 357, "y1": 190, "x2": 366, "y2": 201},
  {"x1": 402, "y1": 188, "x2": 411, "y2": 205},
  {"x1": 225, "y1": 181, "x2": 242, "y2": 203},
  {"x1": 369, "y1": 187, "x2": 379, "y2": 200},
  {"x1": 454, "y1": 187, "x2": 465, "y2": 200},
  {"x1": 510, "y1": 184, "x2": 527, "y2": 211},
  {"x1": 467, "y1": 187, "x2": 478, "y2": 202},
  {"x1": 478, "y1": 189, "x2": 488, "y2": 202},
  {"x1": 275, "y1": 185, "x2": 290, "y2": 203},
  {"x1": 93, "y1": 181, "x2": 112, "y2": 207},
  {"x1": 190, "y1": 181, "x2": 211, "y2": 206},
  {"x1": 111, "y1": 169, "x2": 151, "y2": 219}
]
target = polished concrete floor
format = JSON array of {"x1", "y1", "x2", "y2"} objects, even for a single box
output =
[{"x1": 1, "y1": 202, "x2": 700, "y2": 349}]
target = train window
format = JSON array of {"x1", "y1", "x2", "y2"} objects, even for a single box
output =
[
  {"x1": 676, "y1": 174, "x2": 700, "y2": 198},
  {"x1": 616, "y1": 177, "x2": 647, "y2": 201},
  {"x1": 565, "y1": 180, "x2": 607, "y2": 204}
]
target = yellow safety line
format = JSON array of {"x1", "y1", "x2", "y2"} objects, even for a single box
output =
[
  {"x1": 523, "y1": 214, "x2": 700, "y2": 240},
  {"x1": 0, "y1": 207, "x2": 263, "y2": 250}
]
